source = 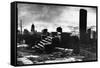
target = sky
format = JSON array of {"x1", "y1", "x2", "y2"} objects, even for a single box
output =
[{"x1": 17, "y1": 3, "x2": 96, "y2": 32}]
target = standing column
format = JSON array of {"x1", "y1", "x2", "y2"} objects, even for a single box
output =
[
  {"x1": 20, "y1": 19, "x2": 23, "y2": 44},
  {"x1": 79, "y1": 9, "x2": 87, "y2": 43}
]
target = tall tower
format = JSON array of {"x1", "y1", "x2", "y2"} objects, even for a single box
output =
[{"x1": 79, "y1": 9, "x2": 87, "y2": 43}]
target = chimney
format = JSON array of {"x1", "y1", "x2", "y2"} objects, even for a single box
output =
[{"x1": 79, "y1": 9, "x2": 87, "y2": 43}]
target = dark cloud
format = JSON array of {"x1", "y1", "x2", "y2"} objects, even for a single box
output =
[
  {"x1": 18, "y1": 3, "x2": 66, "y2": 26},
  {"x1": 18, "y1": 3, "x2": 96, "y2": 32}
]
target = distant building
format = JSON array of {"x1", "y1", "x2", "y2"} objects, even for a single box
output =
[
  {"x1": 87, "y1": 28, "x2": 91, "y2": 39},
  {"x1": 56, "y1": 27, "x2": 62, "y2": 33},
  {"x1": 87, "y1": 28, "x2": 97, "y2": 40},
  {"x1": 31, "y1": 24, "x2": 35, "y2": 32},
  {"x1": 41, "y1": 29, "x2": 49, "y2": 39},
  {"x1": 23, "y1": 29, "x2": 29, "y2": 35},
  {"x1": 93, "y1": 31, "x2": 97, "y2": 40},
  {"x1": 31, "y1": 24, "x2": 36, "y2": 34}
]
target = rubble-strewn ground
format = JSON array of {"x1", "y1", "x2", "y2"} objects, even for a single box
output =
[{"x1": 17, "y1": 44, "x2": 92, "y2": 65}]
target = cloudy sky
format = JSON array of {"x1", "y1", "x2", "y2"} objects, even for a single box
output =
[{"x1": 17, "y1": 3, "x2": 96, "y2": 32}]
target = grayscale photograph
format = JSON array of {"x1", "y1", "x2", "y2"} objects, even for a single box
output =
[{"x1": 16, "y1": 3, "x2": 97, "y2": 65}]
